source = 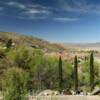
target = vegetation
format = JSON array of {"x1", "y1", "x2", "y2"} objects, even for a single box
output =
[
  {"x1": 6, "y1": 39, "x2": 12, "y2": 49},
  {"x1": 90, "y1": 51, "x2": 94, "y2": 91},
  {"x1": 58, "y1": 56, "x2": 63, "y2": 93},
  {"x1": 0, "y1": 32, "x2": 100, "y2": 99},
  {"x1": 74, "y1": 56, "x2": 78, "y2": 92},
  {"x1": 2, "y1": 68, "x2": 29, "y2": 100}
]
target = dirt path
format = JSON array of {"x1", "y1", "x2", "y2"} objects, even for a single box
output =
[{"x1": 29, "y1": 95, "x2": 100, "y2": 100}]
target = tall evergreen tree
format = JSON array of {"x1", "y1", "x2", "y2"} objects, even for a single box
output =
[
  {"x1": 74, "y1": 56, "x2": 78, "y2": 92},
  {"x1": 58, "y1": 56, "x2": 63, "y2": 94},
  {"x1": 90, "y1": 51, "x2": 94, "y2": 91}
]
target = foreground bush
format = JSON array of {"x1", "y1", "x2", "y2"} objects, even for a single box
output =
[{"x1": 2, "y1": 67, "x2": 29, "y2": 100}]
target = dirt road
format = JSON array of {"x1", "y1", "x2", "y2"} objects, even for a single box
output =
[{"x1": 29, "y1": 95, "x2": 100, "y2": 100}]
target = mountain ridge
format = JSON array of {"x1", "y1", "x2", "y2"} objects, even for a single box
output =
[{"x1": 0, "y1": 32, "x2": 67, "y2": 52}]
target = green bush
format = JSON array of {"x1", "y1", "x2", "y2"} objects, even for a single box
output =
[{"x1": 2, "y1": 67, "x2": 29, "y2": 100}]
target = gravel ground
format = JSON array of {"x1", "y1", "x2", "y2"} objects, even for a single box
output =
[{"x1": 29, "y1": 95, "x2": 100, "y2": 100}]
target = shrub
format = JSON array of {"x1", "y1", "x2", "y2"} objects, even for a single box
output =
[{"x1": 2, "y1": 67, "x2": 29, "y2": 100}]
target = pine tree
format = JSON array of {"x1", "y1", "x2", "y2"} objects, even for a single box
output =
[
  {"x1": 74, "y1": 56, "x2": 78, "y2": 92},
  {"x1": 90, "y1": 51, "x2": 94, "y2": 91},
  {"x1": 58, "y1": 56, "x2": 63, "y2": 94}
]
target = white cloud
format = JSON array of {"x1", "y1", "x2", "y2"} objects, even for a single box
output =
[
  {"x1": 23, "y1": 9, "x2": 50, "y2": 15},
  {"x1": 4, "y1": 1, "x2": 51, "y2": 19},
  {"x1": 20, "y1": 10, "x2": 50, "y2": 20},
  {"x1": 26, "y1": 9, "x2": 41, "y2": 14},
  {"x1": 57, "y1": 0, "x2": 100, "y2": 14},
  {"x1": 5, "y1": 1, "x2": 51, "y2": 12},
  {"x1": 3, "y1": 0, "x2": 100, "y2": 21},
  {"x1": 18, "y1": 15, "x2": 47, "y2": 20},
  {"x1": 6, "y1": 1, "x2": 26, "y2": 9},
  {"x1": 27, "y1": 4, "x2": 49, "y2": 10},
  {"x1": 53, "y1": 17, "x2": 79, "y2": 22}
]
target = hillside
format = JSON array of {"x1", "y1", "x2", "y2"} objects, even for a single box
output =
[
  {"x1": 0, "y1": 32, "x2": 66, "y2": 53},
  {"x1": 0, "y1": 32, "x2": 68, "y2": 90},
  {"x1": 0, "y1": 32, "x2": 100, "y2": 95},
  {"x1": 1, "y1": 32, "x2": 100, "y2": 61}
]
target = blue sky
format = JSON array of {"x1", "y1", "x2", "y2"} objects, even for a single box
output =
[{"x1": 0, "y1": 0, "x2": 100, "y2": 43}]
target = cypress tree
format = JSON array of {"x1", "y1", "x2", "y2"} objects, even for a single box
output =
[
  {"x1": 74, "y1": 56, "x2": 78, "y2": 92},
  {"x1": 58, "y1": 56, "x2": 63, "y2": 94},
  {"x1": 90, "y1": 51, "x2": 94, "y2": 91}
]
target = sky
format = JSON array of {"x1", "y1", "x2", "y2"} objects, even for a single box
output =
[{"x1": 0, "y1": 0, "x2": 100, "y2": 43}]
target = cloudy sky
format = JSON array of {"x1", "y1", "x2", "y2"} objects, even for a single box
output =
[{"x1": 0, "y1": 0, "x2": 100, "y2": 43}]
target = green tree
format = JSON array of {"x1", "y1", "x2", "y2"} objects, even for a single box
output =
[
  {"x1": 74, "y1": 56, "x2": 78, "y2": 92},
  {"x1": 90, "y1": 51, "x2": 94, "y2": 91},
  {"x1": 38, "y1": 56, "x2": 58, "y2": 90},
  {"x1": 7, "y1": 47, "x2": 45, "y2": 92},
  {"x1": 2, "y1": 68, "x2": 29, "y2": 100},
  {"x1": 7, "y1": 46, "x2": 32, "y2": 71},
  {"x1": 58, "y1": 56, "x2": 63, "y2": 93},
  {"x1": 79, "y1": 59, "x2": 100, "y2": 91},
  {"x1": 63, "y1": 61, "x2": 73, "y2": 90},
  {"x1": 6, "y1": 39, "x2": 12, "y2": 48}
]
